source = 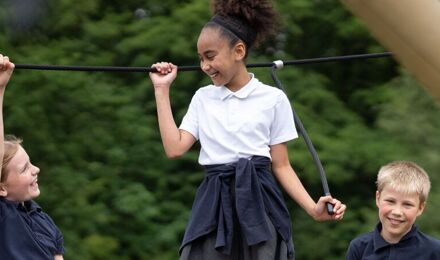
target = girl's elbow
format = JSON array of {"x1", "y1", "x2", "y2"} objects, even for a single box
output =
[
  {"x1": 165, "y1": 149, "x2": 185, "y2": 159},
  {"x1": 163, "y1": 140, "x2": 191, "y2": 159}
]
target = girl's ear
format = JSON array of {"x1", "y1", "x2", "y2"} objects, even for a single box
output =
[{"x1": 234, "y1": 41, "x2": 247, "y2": 61}]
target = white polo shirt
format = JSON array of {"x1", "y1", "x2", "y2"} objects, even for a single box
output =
[{"x1": 179, "y1": 74, "x2": 298, "y2": 165}]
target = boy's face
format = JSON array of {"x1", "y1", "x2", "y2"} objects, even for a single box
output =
[
  {"x1": 376, "y1": 186, "x2": 425, "y2": 243},
  {"x1": 0, "y1": 146, "x2": 40, "y2": 202}
]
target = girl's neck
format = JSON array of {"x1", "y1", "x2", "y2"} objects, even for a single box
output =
[{"x1": 226, "y1": 67, "x2": 251, "y2": 92}]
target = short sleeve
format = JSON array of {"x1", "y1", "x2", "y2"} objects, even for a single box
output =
[
  {"x1": 55, "y1": 226, "x2": 65, "y2": 255},
  {"x1": 41, "y1": 211, "x2": 65, "y2": 255},
  {"x1": 269, "y1": 93, "x2": 298, "y2": 145},
  {"x1": 179, "y1": 91, "x2": 199, "y2": 140}
]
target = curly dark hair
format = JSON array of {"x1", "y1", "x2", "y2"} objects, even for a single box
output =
[{"x1": 208, "y1": 0, "x2": 279, "y2": 48}]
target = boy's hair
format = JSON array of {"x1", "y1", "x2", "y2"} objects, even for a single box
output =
[
  {"x1": 376, "y1": 161, "x2": 431, "y2": 203},
  {"x1": 1, "y1": 135, "x2": 23, "y2": 183}
]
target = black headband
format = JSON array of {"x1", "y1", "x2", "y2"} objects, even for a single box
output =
[{"x1": 210, "y1": 14, "x2": 257, "y2": 48}]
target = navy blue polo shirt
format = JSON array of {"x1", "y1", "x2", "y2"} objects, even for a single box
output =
[
  {"x1": 180, "y1": 156, "x2": 294, "y2": 258},
  {"x1": 346, "y1": 223, "x2": 440, "y2": 260},
  {"x1": 0, "y1": 198, "x2": 64, "y2": 260}
]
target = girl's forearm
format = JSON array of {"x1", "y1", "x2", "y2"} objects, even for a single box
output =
[
  {"x1": 272, "y1": 165, "x2": 318, "y2": 219},
  {"x1": 0, "y1": 92, "x2": 4, "y2": 176}
]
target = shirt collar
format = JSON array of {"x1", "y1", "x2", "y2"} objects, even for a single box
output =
[
  {"x1": 0, "y1": 197, "x2": 42, "y2": 212},
  {"x1": 23, "y1": 200, "x2": 42, "y2": 212},
  {"x1": 219, "y1": 73, "x2": 257, "y2": 100},
  {"x1": 373, "y1": 222, "x2": 418, "y2": 252}
]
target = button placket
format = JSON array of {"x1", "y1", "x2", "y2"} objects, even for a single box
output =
[{"x1": 229, "y1": 97, "x2": 240, "y2": 131}]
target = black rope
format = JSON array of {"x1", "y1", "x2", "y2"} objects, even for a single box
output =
[
  {"x1": 15, "y1": 52, "x2": 392, "y2": 72},
  {"x1": 270, "y1": 64, "x2": 334, "y2": 215},
  {"x1": 15, "y1": 51, "x2": 392, "y2": 216}
]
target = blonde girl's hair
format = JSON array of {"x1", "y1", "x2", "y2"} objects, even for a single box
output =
[
  {"x1": 377, "y1": 161, "x2": 431, "y2": 203},
  {"x1": 1, "y1": 135, "x2": 23, "y2": 183}
]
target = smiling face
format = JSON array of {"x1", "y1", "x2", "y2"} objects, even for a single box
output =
[
  {"x1": 0, "y1": 145, "x2": 40, "y2": 202},
  {"x1": 197, "y1": 27, "x2": 249, "y2": 92},
  {"x1": 376, "y1": 186, "x2": 425, "y2": 243}
]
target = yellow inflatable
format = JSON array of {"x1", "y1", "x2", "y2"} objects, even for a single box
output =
[{"x1": 341, "y1": 0, "x2": 440, "y2": 100}]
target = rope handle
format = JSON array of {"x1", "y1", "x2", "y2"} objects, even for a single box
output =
[{"x1": 271, "y1": 61, "x2": 334, "y2": 215}]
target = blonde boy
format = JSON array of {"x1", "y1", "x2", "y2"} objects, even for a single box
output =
[{"x1": 346, "y1": 161, "x2": 440, "y2": 259}]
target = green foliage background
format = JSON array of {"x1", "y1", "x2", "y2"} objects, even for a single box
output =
[{"x1": 1, "y1": 0, "x2": 439, "y2": 259}]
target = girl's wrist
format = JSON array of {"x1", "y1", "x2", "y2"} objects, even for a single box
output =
[
  {"x1": 308, "y1": 203, "x2": 321, "y2": 221},
  {"x1": 153, "y1": 83, "x2": 171, "y2": 89},
  {"x1": 154, "y1": 86, "x2": 170, "y2": 96},
  {"x1": 155, "y1": 84, "x2": 170, "y2": 88},
  {"x1": 310, "y1": 209, "x2": 319, "y2": 221}
]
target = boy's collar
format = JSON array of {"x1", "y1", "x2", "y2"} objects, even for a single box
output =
[{"x1": 373, "y1": 222, "x2": 418, "y2": 251}]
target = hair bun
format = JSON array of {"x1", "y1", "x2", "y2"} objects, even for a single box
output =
[{"x1": 211, "y1": 0, "x2": 278, "y2": 46}]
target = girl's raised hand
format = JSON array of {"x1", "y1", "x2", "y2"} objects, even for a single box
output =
[
  {"x1": 149, "y1": 62, "x2": 177, "y2": 90},
  {"x1": 313, "y1": 195, "x2": 346, "y2": 221},
  {"x1": 0, "y1": 54, "x2": 15, "y2": 89}
]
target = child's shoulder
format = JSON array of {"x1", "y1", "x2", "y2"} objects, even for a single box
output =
[
  {"x1": 192, "y1": 84, "x2": 219, "y2": 101},
  {"x1": 0, "y1": 198, "x2": 18, "y2": 220},
  {"x1": 349, "y1": 230, "x2": 375, "y2": 246},
  {"x1": 417, "y1": 230, "x2": 440, "y2": 248},
  {"x1": 403, "y1": 229, "x2": 440, "y2": 257},
  {"x1": 346, "y1": 230, "x2": 376, "y2": 259},
  {"x1": 196, "y1": 84, "x2": 217, "y2": 93},
  {"x1": 253, "y1": 79, "x2": 291, "y2": 105},
  {"x1": 0, "y1": 197, "x2": 17, "y2": 209}
]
